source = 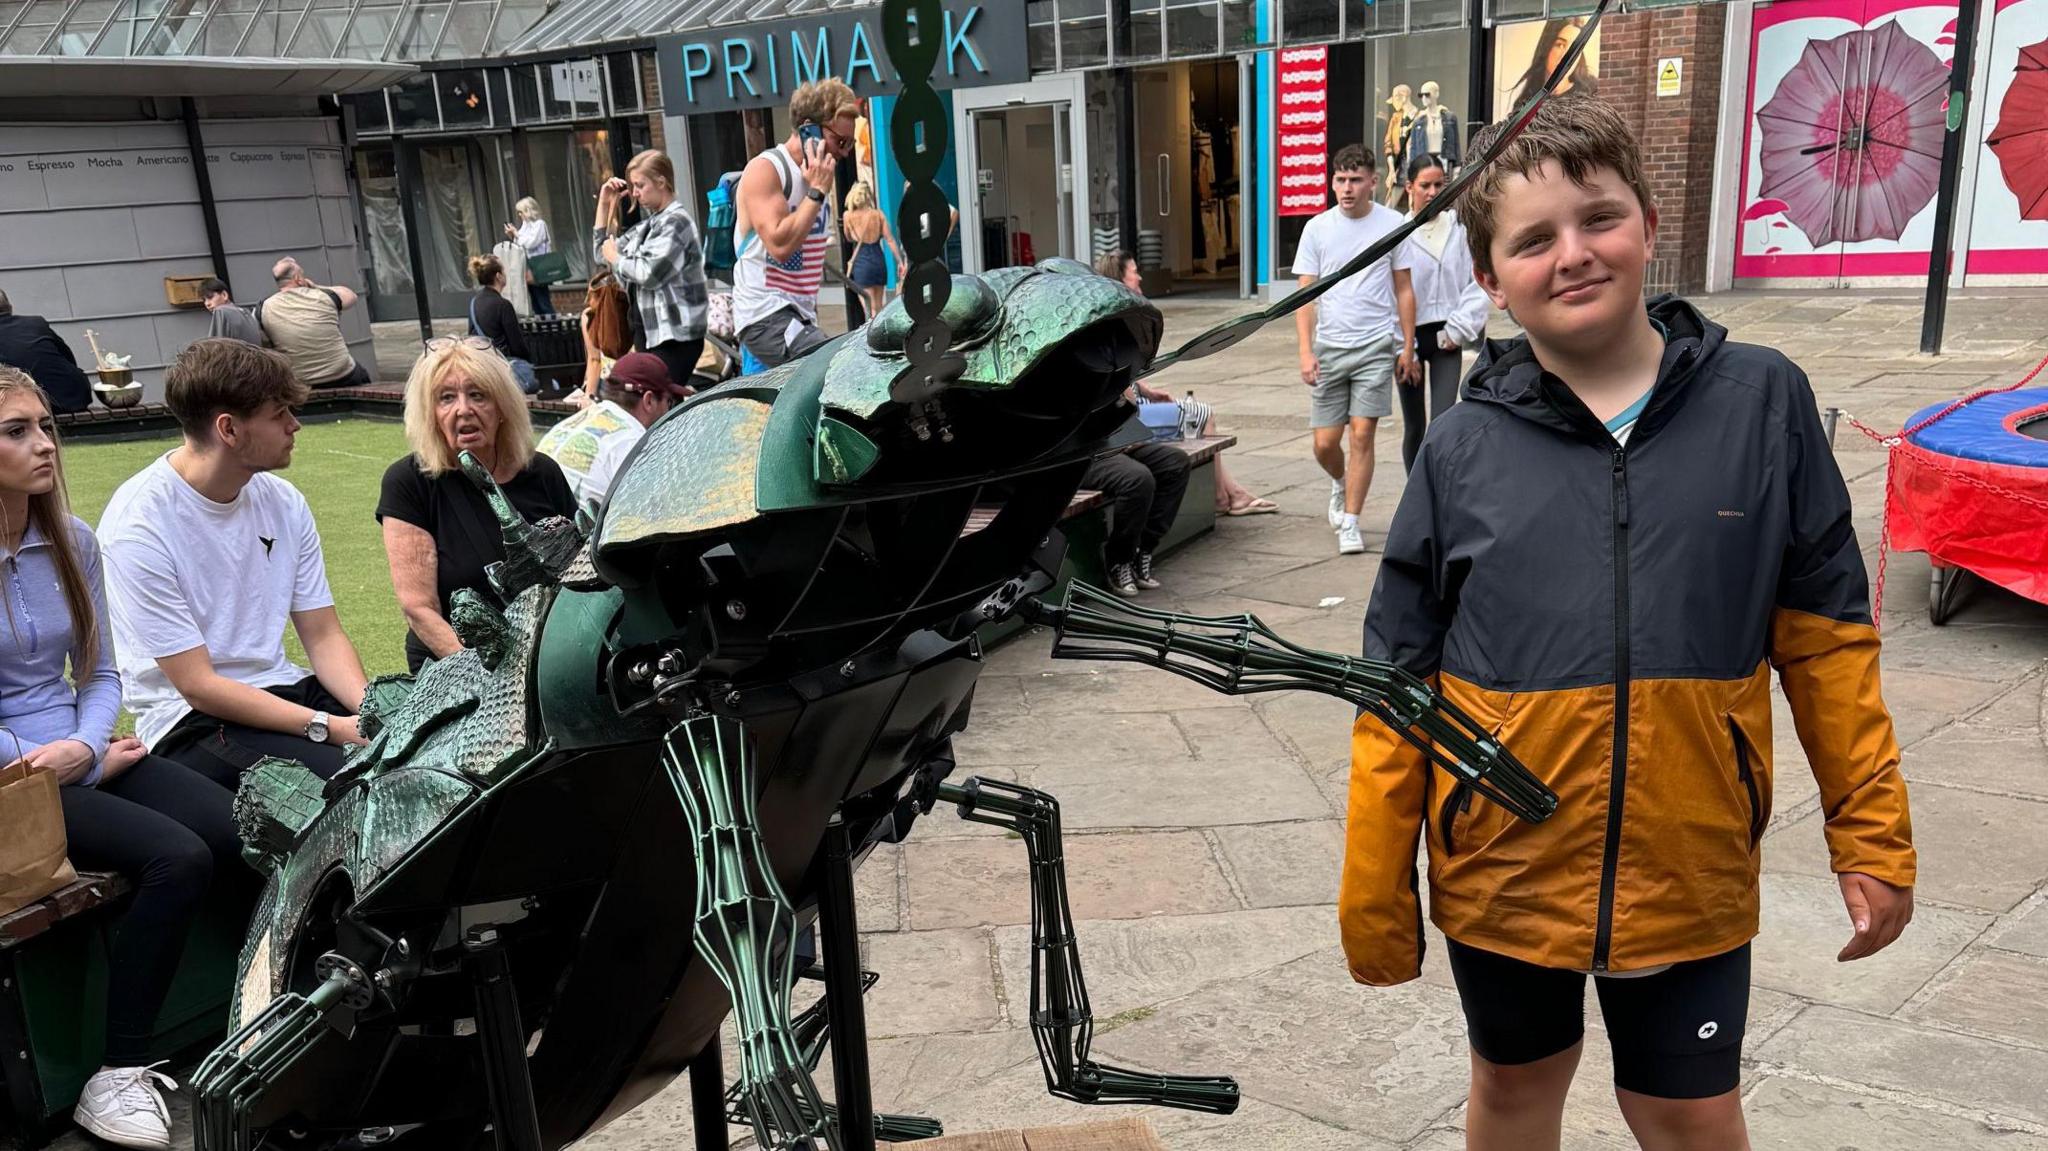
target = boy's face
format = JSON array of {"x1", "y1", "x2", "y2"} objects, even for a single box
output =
[
  {"x1": 1475, "y1": 160, "x2": 1656, "y2": 342},
  {"x1": 1332, "y1": 166, "x2": 1371, "y2": 214}
]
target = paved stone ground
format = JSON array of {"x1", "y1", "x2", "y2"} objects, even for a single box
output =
[{"x1": 99, "y1": 290, "x2": 2048, "y2": 1149}]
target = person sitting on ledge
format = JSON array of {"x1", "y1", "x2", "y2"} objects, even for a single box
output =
[{"x1": 100, "y1": 338, "x2": 370, "y2": 784}]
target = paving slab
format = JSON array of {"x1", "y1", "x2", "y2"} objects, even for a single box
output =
[
  {"x1": 1904, "y1": 948, "x2": 2048, "y2": 1048},
  {"x1": 1992, "y1": 897, "x2": 2048, "y2": 958},
  {"x1": 1745, "y1": 1075, "x2": 2048, "y2": 1150},
  {"x1": 1088, "y1": 947, "x2": 1470, "y2": 1144},
  {"x1": 1210, "y1": 820, "x2": 1346, "y2": 908},
  {"x1": 1899, "y1": 674, "x2": 2048, "y2": 800},
  {"x1": 904, "y1": 830, "x2": 1240, "y2": 930},
  {"x1": 991, "y1": 906, "x2": 1338, "y2": 1023},
  {"x1": 1751, "y1": 871, "x2": 1991, "y2": 1013},
  {"x1": 861, "y1": 927, "x2": 1005, "y2": 1037},
  {"x1": 1756, "y1": 1005, "x2": 2048, "y2": 1124},
  {"x1": 1763, "y1": 784, "x2": 2048, "y2": 913}
]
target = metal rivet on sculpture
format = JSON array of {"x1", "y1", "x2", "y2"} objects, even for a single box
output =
[{"x1": 189, "y1": 2, "x2": 1603, "y2": 1148}]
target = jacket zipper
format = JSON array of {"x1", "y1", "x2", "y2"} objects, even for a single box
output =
[
  {"x1": 1731, "y1": 720, "x2": 1764, "y2": 847},
  {"x1": 4, "y1": 555, "x2": 36, "y2": 654},
  {"x1": 1592, "y1": 445, "x2": 1629, "y2": 972},
  {"x1": 1438, "y1": 781, "x2": 1473, "y2": 854}
]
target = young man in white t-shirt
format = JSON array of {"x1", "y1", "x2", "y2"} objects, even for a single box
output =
[
  {"x1": 1292, "y1": 144, "x2": 1422, "y2": 555},
  {"x1": 100, "y1": 339, "x2": 369, "y2": 783}
]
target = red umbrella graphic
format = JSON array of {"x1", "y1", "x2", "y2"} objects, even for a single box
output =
[
  {"x1": 1987, "y1": 38, "x2": 2048, "y2": 220},
  {"x1": 1755, "y1": 21, "x2": 1950, "y2": 246}
]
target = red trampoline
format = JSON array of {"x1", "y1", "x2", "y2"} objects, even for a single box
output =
[{"x1": 1873, "y1": 364, "x2": 2048, "y2": 625}]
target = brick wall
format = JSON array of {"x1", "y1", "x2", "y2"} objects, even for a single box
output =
[
  {"x1": 643, "y1": 58, "x2": 666, "y2": 153},
  {"x1": 1596, "y1": 5, "x2": 1727, "y2": 295}
]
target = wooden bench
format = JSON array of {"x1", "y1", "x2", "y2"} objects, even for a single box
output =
[{"x1": 1, "y1": 873, "x2": 244, "y2": 1149}]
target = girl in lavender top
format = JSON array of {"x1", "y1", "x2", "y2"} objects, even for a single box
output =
[{"x1": 0, "y1": 365, "x2": 241, "y2": 1150}]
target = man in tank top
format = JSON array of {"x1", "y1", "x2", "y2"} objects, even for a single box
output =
[{"x1": 732, "y1": 78, "x2": 858, "y2": 372}]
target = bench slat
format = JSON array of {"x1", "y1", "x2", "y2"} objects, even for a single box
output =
[{"x1": 0, "y1": 873, "x2": 131, "y2": 950}]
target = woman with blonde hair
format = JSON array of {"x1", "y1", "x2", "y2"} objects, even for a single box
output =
[
  {"x1": 595, "y1": 149, "x2": 709, "y2": 392},
  {"x1": 377, "y1": 339, "x2": 575, "y2": 672},
  {"x1": 0, "y1": 365, "x2": 242, "y2": 1150},
  {"x1": 841, "y1": 181, "x2": 901, "y2": 323},
  {"x1": 504, "y1": 195, "x2": 556, "y2": 315}
]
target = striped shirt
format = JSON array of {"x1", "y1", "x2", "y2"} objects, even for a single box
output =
[
  {"x1": 733, "y1": 144, "x2": 832, "y2": 329},
  {"x1": 594, "y1": 200, "x2": 709, "y2": 349}
]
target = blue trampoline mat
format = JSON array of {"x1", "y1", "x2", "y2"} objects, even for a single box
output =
[{"x1": 1904, "y1": 388, "x2": 2048, "y2": 469}]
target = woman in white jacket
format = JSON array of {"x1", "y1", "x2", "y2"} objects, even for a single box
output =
[{"x1": 1395, "y1": 157, "x2": 1490, "y2": 473}]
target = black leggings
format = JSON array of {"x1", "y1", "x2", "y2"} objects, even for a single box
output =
[
  {"x1": 61, "y1": 756, "x2": 244, "y2": 1064},
  {"x1": 1399, "y1": 321, "x2": 1464, "y2": 473},
  {"x1": 646, "y1": 338, "x2": 705, "y2": 396}
]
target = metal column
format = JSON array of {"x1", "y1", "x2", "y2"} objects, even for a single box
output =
[
  {"x1": 1920, "y1": 0, "x2": 1986, "y2": 354},
  {"x1": 181, "y1": 97, "x2": 230, "y2": 288},
  {"x1": 392, "y1": 139, "x2": 436, "y2": 344},
  {"x1": 816, "y1": 817, "x2": 875, "y2": 1151}
]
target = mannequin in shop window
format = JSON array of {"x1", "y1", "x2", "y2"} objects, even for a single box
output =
[
  {"x1": 1382, "y1": 85, "x2": 1415, "y2": 205},
  {"x1": 1405, "y1": 81, "x2": 1462, "y2": 176}
]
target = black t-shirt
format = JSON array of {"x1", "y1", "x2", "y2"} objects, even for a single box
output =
[
  {"x1": 469, "y1": 288, "x2": 530, "y2": 361},
  {"x1": 376, "y1": 453, "x2": 576, "y2": 671}
]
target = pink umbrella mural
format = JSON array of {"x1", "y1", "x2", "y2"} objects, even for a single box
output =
[
  {"x1": 1755, "y1": 21, "x2": 1951, "y2": 247},
  {"x1": 1987, "y1": 38, "x2": 2048, "y2": 220}
]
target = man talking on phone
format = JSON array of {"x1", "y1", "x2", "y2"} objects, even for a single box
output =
[{"x1": 732, "y1": 78, "x2": 859, "y2": 373}]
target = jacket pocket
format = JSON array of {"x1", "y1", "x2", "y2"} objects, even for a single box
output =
[
  {"x1": 1438, "y1": 780, "x2": 1474, "y2": 855},
  {"x1": 1728, "y1": 719, "x2": 1764, "y2": 849}
]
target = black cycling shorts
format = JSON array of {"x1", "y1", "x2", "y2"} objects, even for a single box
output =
[{"x1": 1444, "y1": 938, "x2": 1750, "y2": 1099}]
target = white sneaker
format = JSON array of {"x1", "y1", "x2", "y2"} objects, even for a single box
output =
[
  {"x1": 74, "y1": 1063, "x2": 175, "y2": 1150},
  {"x1": 1336, "y1": 522, "x2": 1365, "y2": 555},
  {"x1": 1327, "y1": 482, "x2": 1346, "y2": 529}
]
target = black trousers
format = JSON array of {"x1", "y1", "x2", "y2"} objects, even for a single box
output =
[
  {"x1": 154, "y1": 676, "x2": 352, "y2": 786},
  {"x1": 1081, "y1": 443, "x2": 1191, "y2": 567},
  {"x1": 647, "y1": 338, "x2": 705, "y2": 394},
  {"x1": 61, "y1": 756, "x2": 245, "y2": 1064},
  {"x1": 1400, "y1": 321, "x2": 1465, "y2": 473}
]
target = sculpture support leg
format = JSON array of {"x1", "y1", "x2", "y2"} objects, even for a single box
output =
[
  {"x1": 689, "y1": 1041, "x2": 730, "y2": 1151},
  {"x1": 464, "y1": 929, "x2": 544, "y2": 1151},
  {"x1": 936, "y1": 778, "x2": 1240, "y2": 1115},
  {"x1": 664, "y1": 714, "x2": 839, "y2": 1151},
  {"x1": 817, "y1": 817, "x2": 877, "y2": 1151}
]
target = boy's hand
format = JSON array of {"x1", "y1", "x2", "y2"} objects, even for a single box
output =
[
  {"x1": 1837, "y1": 872, "x2": 1913, "y2": 961},
  {"x1": 1299, "y1": 351, "x2": 1319, "y2": 386},
  {"x1": 1396, "y1": 349, "x2": 1420, "y2": 385},
  {"x1": 101, "y1": 737, "x2": 148, "y2": 782}
]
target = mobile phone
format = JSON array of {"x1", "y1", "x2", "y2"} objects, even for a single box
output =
[{"x1": 798, "y1": 122, "x2": 824, "y2": 145}]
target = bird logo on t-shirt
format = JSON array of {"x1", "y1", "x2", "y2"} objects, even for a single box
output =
[{"x1": 260, "y1": 536, "x2": 276, "y2": 557}]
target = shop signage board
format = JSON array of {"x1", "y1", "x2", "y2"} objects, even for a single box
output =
[
  {"x1": 551, "y1": 60, "x2": 603, "y2": 105},
  {"x1": 657, "y1": 1, "x2": 1027, "y2": 115},
  {"x1": 1275, "y1": 46, "x2": 1330, "y2": 217}
]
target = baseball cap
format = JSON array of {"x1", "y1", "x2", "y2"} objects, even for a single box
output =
[{"x1": 607, "y1": 351, "x2": 690, "y2": 398}]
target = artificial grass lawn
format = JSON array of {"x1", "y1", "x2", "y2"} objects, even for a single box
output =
[{"x1": 63, "y1": 418, "x2": 416, "y2": 680}]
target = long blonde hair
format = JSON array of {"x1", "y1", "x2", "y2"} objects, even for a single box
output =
[
  {"x1": 515, "y1": 196, "x2": 542, "y2": 221},
  {"x1": 0, "y1": 366, "x2": 97, "y2": 674},
  {"x1": 401, "y1": 343, "x2": 536, "y2": 478}
]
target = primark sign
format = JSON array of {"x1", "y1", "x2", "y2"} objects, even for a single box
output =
[{"x1": 656, "y1": 2, "x2": 1028, "y2": 116}]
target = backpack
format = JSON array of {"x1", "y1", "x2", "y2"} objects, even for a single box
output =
[{"x1": 703, "y1": 170, "x2": 744, "y2": 275}]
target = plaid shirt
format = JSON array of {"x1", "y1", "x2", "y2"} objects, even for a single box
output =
[{"x1": 596, "y1": 200, "x2": 708, "y2": 347}]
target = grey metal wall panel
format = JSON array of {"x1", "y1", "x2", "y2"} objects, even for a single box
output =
[
  {"x1": 319, "y1": 195, "x2": 357, "y2": 246},
  {"x1": 50, "y1": 315, "x2": 163, "y2": 375},
  {"x1": 135, "y1": 203, "x2": 214, "y2": 259},
  {"x1": 0, "y1": 206, "x2": 144, "y2": 267}
]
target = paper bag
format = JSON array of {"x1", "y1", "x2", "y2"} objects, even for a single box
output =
[{"x1": 0, "y1": 760, "x2": 77, "y2": 918}]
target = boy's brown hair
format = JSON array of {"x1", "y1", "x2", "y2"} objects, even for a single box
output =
[
  {"x1": 1460, "y1": 95, "x2": 1654, "y2": 276},
  {"x1": 1332, "y1": 144, "x2": 1372, "y2": 175},
  {"x1": 165, "y1": 338, "x2": 309, "y2": 440}
]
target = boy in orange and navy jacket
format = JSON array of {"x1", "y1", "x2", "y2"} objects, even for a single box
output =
[{"x1": 1342, "y1": 97, "x2": 1916, "y2": 1149}]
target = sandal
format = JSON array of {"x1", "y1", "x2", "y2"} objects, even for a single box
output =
[{"x1": 1224, "y1": 496, "x2": 1280, "y2": 516}]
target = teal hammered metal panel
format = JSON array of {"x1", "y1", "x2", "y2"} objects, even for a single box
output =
[{"x1": 597, "y1": 394, "x2": 777, "y2": 552}]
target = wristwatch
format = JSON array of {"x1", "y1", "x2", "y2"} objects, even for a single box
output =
[
  {"x1": 305, "y1": 710, "x2": 331, "y2": 744},
  {"x1": 806, "y1": 187, "x2": 826, "y2": 204}
]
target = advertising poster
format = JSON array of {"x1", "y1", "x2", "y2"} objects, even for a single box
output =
[
  {"x1": 1277, "y1": 46, "x2": 1330, "y2": 217},
  {"x1": 1491, "y1": 18, "x2": 1602, "y2": 122},
  {"x1": 1734, "y1": 0, "x2": 1959, "y2": 281},
  {"x1": 1968, "y1": 0, "x2": 2048, "y2": 275}
]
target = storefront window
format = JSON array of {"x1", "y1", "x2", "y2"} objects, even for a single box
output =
[
  {"x1": 390, "y1": 73, "x2": 440, "y2": 131},
  {"x1": 1027, "y1": 0, "x2": 1057, "y2": 72},
  {"x1": 349, "y1": 91, "x2": 391, "y2": 135},
  {"x1": 1058, "y1": 0, "x2": 1109, "y2": 69},
  {"x1": 1280, "y1": 0, "x2": 1341, "y2": 42},
  {"x1": 1222, "y1": 0, "x2": 1261, "y2": 49},
  {"x1": 1128, "y1": 0, "x2": 1166, "y2": 63},
  {"x1": 607, "y1": 53, "x2": 642, "y2": 113},
  {"x1": 510, "y1": 64, "x2": 542, "y2": 123},
  {"x1": 418, "y1": 141, "x2": 487, "y2": 294},
  {"x1": 437, "y1": 68, "x2": 492, "y2": 130},
  {"x1": 1167, "y1": 0, "x2": 1220, "y2": 58},
  {"x1": 355, "y1": 144, "x2": 413, "y2": 300},
  {"x1": 520, "y1": 128, "x2": 612, "y2": 284}
]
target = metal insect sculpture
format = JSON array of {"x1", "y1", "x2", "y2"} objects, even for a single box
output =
[{"x1": 189, "y1": 2, "x2": 1602, "y2": 1148}]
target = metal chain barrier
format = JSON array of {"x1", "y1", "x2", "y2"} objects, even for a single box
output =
[
  {"x1": 882, "y1": 0, "x2": 966, "y2": 437},
  {"x1": 1833, "y1": 347, "x2": 2048, "y2": 625}
]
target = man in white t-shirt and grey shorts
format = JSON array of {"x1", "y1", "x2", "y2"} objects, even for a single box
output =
[{"x1": 1291, "y1": 144, "x2": 1421, "y2": 555}]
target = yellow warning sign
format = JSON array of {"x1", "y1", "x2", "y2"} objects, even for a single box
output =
[{"x1": 1657, "y1": 57, "x2": 1683, "y2": 97}]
